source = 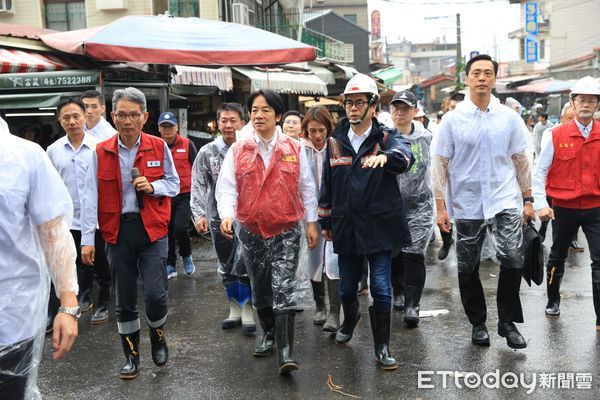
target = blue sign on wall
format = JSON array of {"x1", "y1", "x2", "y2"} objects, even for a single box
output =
[
  {"x1": 525, "y1": 37, "x2": 538, "y2": 63},
  {"x1": 525, "y1": 2, "x2": 538, "y2": 35}
]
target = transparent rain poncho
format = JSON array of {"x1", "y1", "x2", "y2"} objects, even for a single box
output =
[
  {"x1": 0, "y1": 117, "x2": 77, "y2": 399},
  {"x1": 395, "y1": 121, "x2": 435, "y2": 255}
]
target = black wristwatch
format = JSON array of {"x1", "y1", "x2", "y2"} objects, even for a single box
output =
[{"x1": 523, "y1": 196, "x2": 534, "y2": 204}]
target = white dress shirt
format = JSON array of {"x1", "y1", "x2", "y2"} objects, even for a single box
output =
[
  {"x1": 216, "y1": 129, "x2": 318, "y2": 223},
  {"x1": 47, "y1": 133, "x2": 100, "y2": 230},
  {"x1": 0, "y1": 118, "x2": 74, "y2": 345},
  {"x1": 532, "y1": 119, "x2": 593, "y2": 210},
  {"x1": 85, "y1": 117, "x2": 117, "y2": 141},
  {"x1": 347, "y1": 125, "x2": 372, "y2": 153},
  {"x1": 436, "y1": 96, "x2": 530, "y2": 220}
]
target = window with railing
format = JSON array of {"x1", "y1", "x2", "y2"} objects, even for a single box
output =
[
  {"x1": 169, "y1": 0, "x2": 199, "y2": 17},
  {"x1": 44, "y1": 0, "x2": 86, "y2": 31}
]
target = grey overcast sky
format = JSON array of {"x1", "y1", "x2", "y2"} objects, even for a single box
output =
[{"x1": 368, "y1": 0, "x2": 521, "y2": 62}]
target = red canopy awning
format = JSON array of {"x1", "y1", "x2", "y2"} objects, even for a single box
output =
[{"x1": 0, "y1": 49, "x2": 71, "y2": 73}]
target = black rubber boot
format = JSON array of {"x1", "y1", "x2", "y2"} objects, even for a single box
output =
[
  {"x1": 592, "y1": 281, "x2": 600, "y2": 331},
  {"x1": 403, "y1": 286, "x2": 422, "y2": 327},
  {"x1": 335, "y1": 299, "x2": 361, "y2": 344},
  {"x1": 438, "y1": 229, "x2": 454, "y2": 260},
  {"x1": 391, "y1": 252, "x2": 405, "y2": 311},
  {"x1": 368, "y1": 307, "x2": 397, "y2": 370},
  {"x1": 119, "y1": 331, "x2": 140, "y2": 379},
  {"x1": 254, "y1": 307, "x2": 275, "y2": 356},
  {"x1": 275, "y1": 312, "x2": 298, "y2": 374},
  {"x1": 311, "y1": 280, "x2": 327, "y2": 325},
  {"x1": 323, "y1": 278, "x2": 341, "y2": 333},
  {"x1": 149, "y1": 325, "x2": 169, "y2": 366},
  {"x1": 545, "y1": 265, "x2": 563, "y2": 317}
]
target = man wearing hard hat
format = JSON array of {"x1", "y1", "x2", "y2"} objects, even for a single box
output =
[
  {"x1": 318, "y1": 73, "x2": 414, "y2": 370},
  {"x1": 533, "y1": 76, "x2": 600, "y2": 330}
]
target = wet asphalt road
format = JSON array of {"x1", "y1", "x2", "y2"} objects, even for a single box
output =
[{"x1": 38, "y1": 228, "x2": 599, "y2": 399}]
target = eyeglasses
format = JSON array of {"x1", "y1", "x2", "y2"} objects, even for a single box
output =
[
  {"x1": 344, "y1": 99, "x2": 368, "y2": 109},
  {"x1": 573, "y1": 98, "x2": 599, "y2": 105},
  {"x1": 115, "y1": 112, "x2": 143, "y2": 121}
]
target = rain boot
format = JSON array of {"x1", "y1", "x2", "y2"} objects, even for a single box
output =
[
  {"x1": 323, "y1": 278, "x2": 341, "y2": 333},
  {"x1": 149, "y1": 325, "x2": 169, "y2": 366},
  {"x1": 335, "y1": 298, "x2": 361, "y2": 344},
  {"x1": 275, "y1": 312, "x2": 298, "y2": 374},
  {"x1": 253, "y1": 307, "x2": 275, "y2": 356},
  {"x1": 311, "y1": 280, "x2": 327, "y2": 325},
  {"x1": 545, "y1": 265, "x2": 563, "y2": 317},
  {"x1": 368, "y1": 307, "x2": 397, "y2": 370},
  {"x1": 119, "y1": 331, "x2": 140, "y2": 379},
  {"x1": 239, "y1": 282, "x2": 256, "y2": 336},
  {"x1": 438, "y1": 228, "x2": 454, "y2": 260},
  {"x1": 592, "y1": 278, "x2": 600, "y2": 331},
  {"x1": 403, "y1": 286, "x2": 422, "y2": 327},
  {"x1": 222, "y1": 282, "x2": 242, "y2": 329},
  {"x1": 391, "y1": 252, "x2": 405, "y2": 311}
]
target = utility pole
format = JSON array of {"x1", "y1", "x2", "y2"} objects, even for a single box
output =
[{"x1": 455, "y1": 13, "x2": 463, "y2": 88}]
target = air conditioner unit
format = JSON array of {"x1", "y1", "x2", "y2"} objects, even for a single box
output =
[
  {"x1": 0, "y1": 0, "x2": 15, "y2": 14},
  {"x1": 96, "y1": 0, "x2": 128, "y2": 10},
  {"x1": 232, "y1": 3, "x2": 250, "y2": 25}
]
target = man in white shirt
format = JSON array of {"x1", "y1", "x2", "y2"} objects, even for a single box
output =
[
  {"x1": 0, "y1": 117, "x2": 78, "y2": 399},
  {"x1": 216, "y1": 89, "x2": 318, "y2": 375},
  {"x1": 434, "y1": 54, "x2": 534, "y2": 349},
  {"x1": 533, "y1": 112, "x2": 552, "y2": 158},
  {"x1": 82, "y1": 90, "x2": 117, "y2": 141},
  {"x1": 532, "y1": 76, "x2": 600, "y2": 329},
  {"x1": 47, "y1": 97, "x2": 112, "y2": 326}
]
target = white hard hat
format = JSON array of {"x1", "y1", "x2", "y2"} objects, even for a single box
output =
[
  {"x1": 570, "y1": 76, "x2": 600, "y2": 97},
  {"x1": 342, "y1": 73, "x2": 379, "y2": 100}
]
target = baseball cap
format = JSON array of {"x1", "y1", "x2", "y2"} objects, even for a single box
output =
[
  {"x1": 158, "y1": 111, "x2": 177, "y2": 126},
  {"x1": 391, "y1": 90, "x2": 417, "y2": 108}
]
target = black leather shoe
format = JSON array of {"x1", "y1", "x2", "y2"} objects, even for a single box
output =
[
  {"x1": 119, "y1": 332, "x2": 140, "y2": 379},
  {"x1": 149, "y1": 325, "x2": 169, "y2": 366},
  {"x1": 471, "y1": 324, "x2": 490, "y2": 346},
  {"x1": 498, "y1": 322, "x2": 527, "y2": 349},
  {"x1": 91, "y1": 306, "x2": 109, "y2": 325},
  {"x1": 438, "y1": 230, "x2": 454, "y2": 260}
]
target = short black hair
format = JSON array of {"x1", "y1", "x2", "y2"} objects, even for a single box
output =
[
  {"x1": 216, "y1": 102, "x2": 245, "y2": 120},
  {"x1": 540, "y1": 112, "x2": 548, "y2": 119},
  {"x1": 281, "y1": 110, "x2": 303, "y2": 125},
  {"x1": 450, "y1": 92, "x2": 465, "y2": 102},
  {"x1": 247, "y1": 89, "x2": 286, "y2": 116},
  {"x1": 465, "y1": 54, "x2": 499, "y2": 77},
  {"x1": 81, "y1": 89, "x2": 105, "y2": 103},
  {"x1": 57, "y1": 96, "x2": 86, "y2": 115}
]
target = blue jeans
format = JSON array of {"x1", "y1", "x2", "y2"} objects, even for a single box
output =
[{"x1": 338, "y1": 251, "x2": 392, "y2": 312}]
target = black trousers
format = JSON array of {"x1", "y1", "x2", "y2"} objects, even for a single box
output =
[
  {"x1": 72, "y1": 230, "x2": 111, "y2": 307},
  {"x1": 106, "y1": 214, "x2": 168, "y2": 334},
  {"x1": 208, "y1": 219, "x2": 248, "y2": 285},
  {"x1": 455, "y1": 209, "x2": 524, "y2": 325},
  {"x1": 167, "y1": 193, "x2": 192, "y2": 266},
  {"x1": 548, "y1": 206, "x2": 600, "y2": 283},
  {"x1": 0, "y1": 338, "x2": 33, "y2": 400}
]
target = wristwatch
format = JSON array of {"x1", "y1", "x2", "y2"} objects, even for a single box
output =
[
  {"x1": 58, "y1": 306, "x2": 81, "y2": 319},
  {"x1": 523, "y1": 196, "x2": 534, "y2": 204}
]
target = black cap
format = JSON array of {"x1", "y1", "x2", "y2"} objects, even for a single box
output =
[{"x1": 391, "y1": 90, "x2": 417, "y2": 107}]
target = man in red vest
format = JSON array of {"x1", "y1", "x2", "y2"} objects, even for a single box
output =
[
  {"x1": 533, "y1": 76, "x2": 600, "y2": 330},
  {"x1": 158, "y1": 111, "x2": 197, "y2": 279},
  {"x1": 216, "y1": 89, "x2": 319, "y2": 375},
  {"x1": 80, "y1": 87, "x2": 180, "y2": 379}
]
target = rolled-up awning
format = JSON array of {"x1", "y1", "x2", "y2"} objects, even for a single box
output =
[
  {"x1": 171, "y1": 65, "x2": 233, "y2": 92},
  {"x1": 308, "y1": 64, "x2": 336, "y2": 85},
  {"x1": 0, "y1": 48, "x2": 71, "y2": 73},
  {"x1": 233, "y1": 67, "x2": 328, "y2": 96}
]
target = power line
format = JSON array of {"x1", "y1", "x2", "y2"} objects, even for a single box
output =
[{"x1": 379, "y1": 0, "x2": 509, "y2": 5}]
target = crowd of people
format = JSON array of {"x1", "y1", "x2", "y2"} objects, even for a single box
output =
[{"x1": 1, "y1": 54, "x2": 600, "y2": 399}]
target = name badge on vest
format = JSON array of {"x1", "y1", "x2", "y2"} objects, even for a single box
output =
[
  {"x1": 176, "y1": 149, "x2": 186, "y2": 153},
  {"x1": 147, "y1": 160, "x2": 161, "y2": 167},
  {"x1": 282, "y1": 155, "x2": 297, "y2": 163}
]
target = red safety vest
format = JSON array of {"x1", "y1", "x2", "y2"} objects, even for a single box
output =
[
  {"x1": 546, "y1": 119, "x2": 600, "y2": 209},
  {"x1": 169, "y1": 135, "x2": 192, "y2": 194},
  {"x1": 233, "y1": 134, "x2": 304, "y2": 238},
  {"x1": 96, "y1": 133, "x2": 171, "y2": 244}
]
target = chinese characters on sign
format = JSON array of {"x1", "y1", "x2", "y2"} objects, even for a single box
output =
[
  {"x1": 525, "y1": 2, "x2": 539, "y2": 63},
  {"x1": 0, "y1": 71, "x2": 100, "y2": 90}
]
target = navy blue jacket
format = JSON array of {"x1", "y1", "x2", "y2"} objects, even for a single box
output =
[{"x1": 318, "y1": 117, "x2": 414, "y2": 255}]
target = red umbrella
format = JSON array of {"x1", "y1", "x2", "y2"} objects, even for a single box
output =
[{"x1": 40, "y1": 15, "x2": 316, "y2": 66}]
